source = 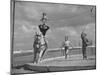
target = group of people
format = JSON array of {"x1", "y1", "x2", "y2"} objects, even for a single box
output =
[
  {"x1": 33, "y1": 13, "x2": 50, "y2": 63},
  {"x1": 61, "y1": 32, "x2": 90, "y2": 60},
  {"x1": 33, "y1": 12, "x2": 90, "y2": 63}
]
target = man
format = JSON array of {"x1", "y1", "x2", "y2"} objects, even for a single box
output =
[
  {"x1": 81, "y1": 32, "x2": 89, "y2": 60},
  {"x1": 39, "y1": 12, "x2": 50, "y2": 37},
  {"x1": 61, "y1": 36, "x2": 73, "y2": 59}
]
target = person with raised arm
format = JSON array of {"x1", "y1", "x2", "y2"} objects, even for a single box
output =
[{"x1": 38, "y1": 12, "x2": 50, "y2": 37}]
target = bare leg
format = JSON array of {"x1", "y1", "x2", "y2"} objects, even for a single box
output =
[
  {"x1": 33, "y1": 51, "x2": 36, "y2": 64},
  {"x1": 36, "y1": 53, "x2": 39, "y2": 64},
  {"x1": 38, "y1": 50, "x2": 44, "y2": 62},
  {"x1": 66, "y1": 49, "x2": 69, "y2": 58},
  {"x1": 41, "y1": 45, "x2": 47, "y2": 58},
  {"x1": 39, "y1": 42, "x2": 48, "y2": 61},
  {"x1": 65, "y1": 47, "x2": 67, "y2": 59},
  {"x1": 65, "y1": 47, "x2": 69, "y2": 59},
  {"x1": 82, "y1": 46, "x2": 87, "y2": 60}
]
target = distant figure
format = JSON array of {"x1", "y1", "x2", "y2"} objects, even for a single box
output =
[
  {"x1": 81, "y1": 32, "x2": 89, "y2": 60},
  {"x1": 61, "y1": 36, "x2": 73, "y2": 59},
  {"x1": 39, "y1": 12, "x2": 50, "y2": 37}
]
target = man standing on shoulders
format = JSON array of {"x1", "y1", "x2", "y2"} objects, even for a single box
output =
[{"x1": 38, "y1": 12, "x2": 50, "y2": 37}]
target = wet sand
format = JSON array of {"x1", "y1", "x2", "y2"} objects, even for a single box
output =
[{"x1": 11, "y1": 47, "x2": 96, "y2": 74}]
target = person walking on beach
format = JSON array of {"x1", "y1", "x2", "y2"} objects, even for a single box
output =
[{"x1": 61, "y1": 36, "x2": 73, "y2": 59}]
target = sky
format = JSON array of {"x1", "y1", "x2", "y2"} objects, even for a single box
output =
[{"x1": 13, "y1": 1, "x2": 96, "y2": 50}]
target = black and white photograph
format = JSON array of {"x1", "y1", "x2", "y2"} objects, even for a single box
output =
[{"x1": 11, "y1": 0, "x2": 96, "y2": 74}]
